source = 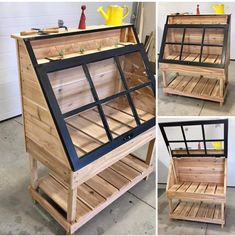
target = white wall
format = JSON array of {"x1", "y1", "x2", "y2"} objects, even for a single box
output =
[
  {"x1": 142, "y1": 2, "x2": 156, "y2": 42},
  {"x1": 158, "y1": 117, "x2": 235, "y2": 187},
  {"x1": 0, "y1": 2, "x2": 132, "y2": 121},
  {"x1": 158, "y1": 2, "x2": 235, "y2": 59}
]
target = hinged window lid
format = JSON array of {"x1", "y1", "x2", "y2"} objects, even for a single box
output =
[
  {"x1": 159, "y1": 15, "x2": 231, "y2": 68},
  {"x1": 159, "y1": 119, "x2": 228, "y2": 158}
]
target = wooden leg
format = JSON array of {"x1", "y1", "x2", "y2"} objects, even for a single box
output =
[
  {"x1": 169, "y1": 199, "x2": 173, "y2": 214},
  {"x1": 221, "y1": 203, "x2": 225, "y2": 228},
  {"x1": 29, "y1": 154, "x2": 38, "y2": 190},
  {"x1": 220, "y1": 78, "x2": 224, "y2": 99},
  {"x1": 162, "y1": 71, "x2": 167, "y2": 88},
  {"x1": 225, "y1": 69, "x2": 228, "y2": 85},
  {"x1": 67, "y1": 185, "x2": 77, "y2": 224},
  {"x1": 219, "y1": 77, "x2": 225, "y2": 107},
  {"x1": 145, "y1": 139, "x2": 156, "y2": 180},
  {"x1": 66, "y1": 230, "x2": 74, "y2": 235}
]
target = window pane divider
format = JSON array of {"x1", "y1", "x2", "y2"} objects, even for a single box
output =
[
  {"x1": 165, "y1": 42, "x2": 223, "y2": 48},
  {"x1": 201, "y1": 124, "x2": 207, "y2": 155},
  {"x1": 179, "y1": 28, "x2": 186, "y2": 61},
  {"x1": 82, "y1": 64, "x2": 113, "y2": 141},
  {"x1": 114, "y1": 56, "x2": 141, "y2": 126},
  {"x1": 168, "y1": 138, "x2": 224, "y2": 143},
  {"x1": 199, "y1": 27, "x2": 206, "y2": 63},
  {"x1": 180, "y1": 125, "x2": 189, "y2": 155},
  {"x1": 63, "y1": 81, "x2": 152, "y2": 119}
]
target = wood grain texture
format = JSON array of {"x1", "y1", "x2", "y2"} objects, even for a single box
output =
[{"x1": 18, "y1": 39, "x2": 70, "y2": 168}]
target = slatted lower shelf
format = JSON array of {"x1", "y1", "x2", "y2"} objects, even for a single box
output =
[
  {"x1": 35, "y1": 154, "x2": 153, "y2": 231},
  {"x1": 164, "y1": 75, "x2": 227, "y2": 103},
  {"x1": 170, "y1": 201, "x2": 224, "y2": 225}
]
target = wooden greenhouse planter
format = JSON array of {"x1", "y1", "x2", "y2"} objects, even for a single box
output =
[
  {"x1": 11, "y1": 24, "x2": 156, "y2": 234},
  {"x1": 159, "y1": 119, "x2": 228, "y2": 227},
  {"x1": 159, "y1": 15, "x2": 231, "y2": 105}
]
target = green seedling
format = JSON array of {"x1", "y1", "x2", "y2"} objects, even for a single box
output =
[
  {"x1": 97, "y1": 44, "x2": 102, "y2": 51},
  {"x1": 80, "y1": 48, "x2": 85, "y2": 54},
  {"x1": 58, "y1": 49, "x2": 65, "y2": 58}
]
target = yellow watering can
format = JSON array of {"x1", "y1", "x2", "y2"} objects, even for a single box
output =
[
  {"x1": 212, "y1": 141, "x2": 222, "y2": 150},
  {"x1": 97, "y1": 5, "x2": 129, "y2": 26},
  {"x1": 212, "y1": 4, "x2": 224, "y2": 14}
]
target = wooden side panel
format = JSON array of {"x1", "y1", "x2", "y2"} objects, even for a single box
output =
[
  {"x1": 166, "y1": 161, "x2": 175, "y2": 191},
  {"x1": 174, "y1": 157, "x2": 225, "y2": 184},
  {"x1": 17, "y1": 39, "x2": 70, "y2": 169}
]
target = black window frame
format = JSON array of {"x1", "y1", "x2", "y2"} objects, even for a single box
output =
[
  {"x1": 159, "y1": 24, "x2": 229, "y2": 68},
  {"x1": 159, "y1": 119, "x2": 228, "y2": 158},
  {"x1": 23, "y1": 26, "x2": 156, "y2": 171}
]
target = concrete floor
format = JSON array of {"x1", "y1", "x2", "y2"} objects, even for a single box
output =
[
  {"x1": 158, "y1": 186, "x2": 235, "y2": 235},
  {"x1": 158, "y1": 61, "x2": 235, "y2": 116},
  {"x1": 0, "y1": 116, "x2": 156, "y2": 235}
]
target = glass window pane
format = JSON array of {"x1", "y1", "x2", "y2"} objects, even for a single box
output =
[
  {"x1": 166, "y1": 28, "x2": 184, "y2": 43},
  {"x1": 87, "y1": 58, "x2": 125, "y2": 100},
  {"x1": 202, "y1": 46, "x2": 222, "y2": 64},
  {"x1": 188, "y1": 142, "x2": 205, "y2": 155},
  {"x1": 184, "y1": 28, "x2": 203, "y2": 44},
  {"x1": 163, "y1": 44, "x2": 181, "y2": 60},
  {"x1": 119, "y1": 52, "x2": 149, "y2": 88},
  {"x1": 170, "y1": 142, "x2": 186, "y2": 155},
  {"x1": 182, "y1": 45, "x2": 201, "y2": 62},
  {"x1": 204, "y1": 123, "x2": 224, "y2": 140},
  {"x1": 48, "y1": 66, "x2": 94, "y2": 114},
  {"x1": 164, "y1": 127, "x2": 184, "y2": 141},
  {"x1": 206, "y1": 141, "x2": 224, "y2": 155},
  {"x1": 184, "y1": 125, "x2": 203, "y2": 140},
  {"x1": 204, "y1": 28, "x2": 224, "y2": 45},
  {"x1": 101, "y1": 96, "x2": 137, "y2": 135},
  {"x1": 130, "y1": 86, "x2": 155, "y2": 123},
  {"x1": 65, "y1": 106, "x2": 109, "y2": 157}
]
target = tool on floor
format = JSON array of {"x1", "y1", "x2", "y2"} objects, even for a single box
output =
[
  {"x1": 97, "y1": 5, "x2": 129, "y2": 26},
  {"x1": 78, "y1": 5, "x2": 86, "y2": 29},
  {"x1": 212, "y1": 4, "x2": 225, "y2": 14}
]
